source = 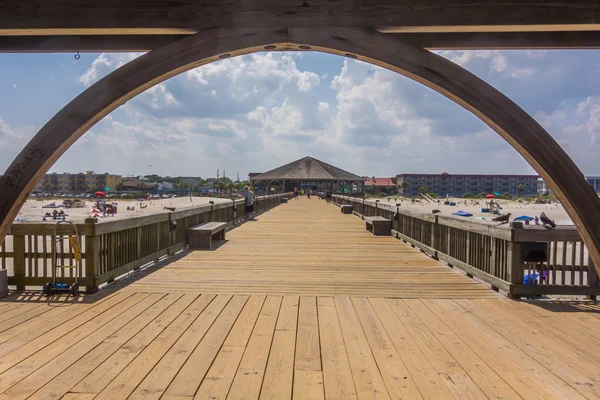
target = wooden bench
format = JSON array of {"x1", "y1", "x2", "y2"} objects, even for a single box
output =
[
  {"x1": 187, "y1": 222, "x2": 227, "y2": 249},
  {"x1": 341, "y1": 204, "x2": 353, "y2": 214},
  {"x1": 365, "y1": 216, "x2": 391, "y2": 236}
]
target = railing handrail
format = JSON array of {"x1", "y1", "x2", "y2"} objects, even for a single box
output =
[
  {"x1": 9, "y1": 195, "x2": 281, "y2": 236},
  {"x1": 333, "y1": 194, "x2": 582, "y2": 242},
  {"x1": 331, "y1": 194, "x2": 596, "y2": 298},
  {"x1": 2, "y1": 194, "x2": 286, "y2": 292}
]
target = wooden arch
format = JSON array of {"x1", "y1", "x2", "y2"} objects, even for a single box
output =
[{"x1": 1, "y1": 27, "x2": 600, "y2": 270}]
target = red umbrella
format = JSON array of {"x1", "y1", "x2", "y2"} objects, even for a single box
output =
[
  {"x1": 485, "y1": 194, "x2": 496, "y2": 199},
  {"x1": 95, "y1": 191, "x2": 105, "y2": 197}
]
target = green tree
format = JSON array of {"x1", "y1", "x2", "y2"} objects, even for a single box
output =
[
  {"x1": 400, "y1": 180, "x2": 410, "y2": 194},
  {"x1": 462, "y1": 192, "x2": 474, "y2": 198},
  {"x1": 419, "y1": 185, "x2": 429, "y2": 194},
  {"x1": 217, "y1": 181, "x2": 226, "y2": 195},
  {"x1": 517, "y1": 183, "x2": 525, "y2": 197}
]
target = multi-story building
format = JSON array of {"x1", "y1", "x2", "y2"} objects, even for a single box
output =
[
  {"x1": 396, "y1": 172, "x2": 541, "y2": 197},
  {"x1": 35, "y1": 171, "x2": 122, "y2": 193},
  {"x1": 587, "y1": 176, "x2": 600, "y2": 193},
  {"x1": 537, "y1": 176, "x2": 599, "y2": 194}
]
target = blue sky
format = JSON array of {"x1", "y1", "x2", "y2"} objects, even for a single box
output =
[{"x1": 1, "y1": 49, "x2": 599, "y2": 179}]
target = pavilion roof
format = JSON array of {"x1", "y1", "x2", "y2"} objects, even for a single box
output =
[{"x1": 250, "y1": 157, "x2": 363, "y2": 182}]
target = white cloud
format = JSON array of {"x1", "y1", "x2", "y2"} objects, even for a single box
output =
[
  {"x1": 296, "y1": 71, "x2": 320, "y2": 92},
  {"x1": 11, "y1": 84, "x2": 17, "y2": 89},
  {"x1": 439, "y1": 50, "x2": 538, "y2": 80},
  {"x1": 186, "y1": 53, "x2": 320, "y2": 99},
  {"x1": 0, "y1": 117, "x2": 37, "y2": 170},
  {"x1": 318, "y1": 102, "x2": 330, "y2": 111},
  {"x1": 78, "y1": 53, "x2": 141, "y2": 87}
]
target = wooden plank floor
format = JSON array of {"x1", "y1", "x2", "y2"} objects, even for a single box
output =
[
  {"x1": 2, "y1": 199, "x2": 600, "y2": 399},
  {"x1": 121, "y1": 198, "x2": 499, "y2": 298},
  {"x1": 1, "y1": 293, "x2": 600, "y2": 399}
]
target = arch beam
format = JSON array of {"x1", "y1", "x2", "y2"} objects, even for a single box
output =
[{"x1": 1, "y1": 26, "x2": 600, "y2": 272}]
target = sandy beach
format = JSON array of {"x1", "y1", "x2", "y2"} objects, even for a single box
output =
[
  {"x1": 17, "y1": 195, "x2": 573, "y2": 226},
  {"x1": 16, "y1": 196, "x2": 234, "y2": 224},
  {"x1": 376, "y1": 196, "x2": 572, "y2": 225}
]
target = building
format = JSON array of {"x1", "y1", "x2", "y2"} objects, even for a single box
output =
[
  {"x1": 35, "y1": 171, "x2": 122, "y2": 193},
  {"x1": 364, "y1": 177, "x2": 396, "y2": 195},
  {"x1": 121, "y1": 179, "x2": 158, "y2": 191},
  {"x1": 396, "y1": 172, "x2": 540, "y2": 197},
  {"x1": 586, "y1": 176, "x2": 600, "y2": 193},
  {"x1": 250, "y1": 156, "x2": 365, "y2": 194}
]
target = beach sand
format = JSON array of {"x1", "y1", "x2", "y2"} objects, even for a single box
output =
[
  {"x1": 377, "y1": 196, "x2": 572, "y2": 225},
  {"x1": 16, "y1": 196, "x2": 234, "y2": 224}
]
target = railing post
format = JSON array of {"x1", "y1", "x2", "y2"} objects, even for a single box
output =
[
  {"x1": 465, "y1": 231, "x2": 471, "y2": 265},
  {"x1": 13, "y1": 234, "x2": 25, "y2": 291},
  {"x1": 588, "y1": 255, "x2": 598, "y2": 300},
  {"x1": 84, "y1": 222, "x2": 99, "y2": 293},
  {"x1": 430, "y1": 215, "x2": 439, "y2": 259},
  {"x1": 506, "y1": 242, "x2": 524, "y2": 284},
  {"x1": 136, "y1": 227, "x2": 142, "y2": 259},
  {"x1": 490, "y1": 238, "x2": 497, "y2": 277}
]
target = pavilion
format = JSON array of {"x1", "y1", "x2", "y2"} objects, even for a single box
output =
[{"x1": 250, "y1": 156, "x2": 365, "y2": 195}]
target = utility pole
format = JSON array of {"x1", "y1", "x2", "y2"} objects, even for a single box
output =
[{"x1": 237, "y1": 172, "x2": 240, "y2": 182}]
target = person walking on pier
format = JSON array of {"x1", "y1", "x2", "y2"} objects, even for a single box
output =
[{"x1": 244, "y1": 186, "x2": 255, "y2": 220}]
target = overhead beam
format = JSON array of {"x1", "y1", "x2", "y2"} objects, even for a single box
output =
[
  {"x1": 1, "y1": 1, "x2": 600, "y2": 35},
  {"x1": 4, "y1": 31, "x2": 600, "y2": 53}
]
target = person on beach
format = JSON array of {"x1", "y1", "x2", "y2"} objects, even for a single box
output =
[
  {"x1": 244, "y1": 186, "x2": 255, "y2": 220},
  {"x1": 294, "y1": 187, "x2": 299, "y2": 200}
]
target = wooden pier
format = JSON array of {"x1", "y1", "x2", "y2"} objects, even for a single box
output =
[{"x1": 1, "y1": 198, "x2": 600, "y2": 399}]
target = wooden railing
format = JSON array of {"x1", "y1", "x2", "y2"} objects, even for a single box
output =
[
  {"x1": 0, "y1": 195, "x2": 284, "y2": 293},
  {"x1": 332, "y1": 195, "x2": 599, "y2": 298}
]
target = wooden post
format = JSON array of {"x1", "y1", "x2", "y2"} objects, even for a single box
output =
[
  {"x1": 588, "y1": 255, "x2": 598, "y2": 301},
  {"x1": 430, "y1": 215, "x2": 439, "y2": 259},
  {"x1": 84, "y1": 232, "x2": 99, "y2": 293},
  {"x1": 136, "y1": 227, "x2": 142, "y2": 260},
  {"x1": 13, "y1": 234, "x2": 25, "y2": 291},
  {"x1": 167, "y1": 213, "x2": 173, "y2": 255},
  {"x1": 490, "y1": 238, "x2": 497, "y2": 278},
  {"x1": 506, "y1": 242, "x2": 524, "y2": 284},
  {"x1": 465, "y1": 231, "x2": 470, "y2": 264}
]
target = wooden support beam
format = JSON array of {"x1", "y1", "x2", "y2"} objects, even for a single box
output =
[
  {"x1": 5, "y1": 31, "x2": 600, "y2": 54},
  {"x1": 1, "y1": 1, "x2": 600, "y2": 36}
]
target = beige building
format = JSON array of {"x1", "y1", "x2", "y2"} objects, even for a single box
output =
[{"x1": 35, "y1": 171, "x2": 122, "y2": 193}]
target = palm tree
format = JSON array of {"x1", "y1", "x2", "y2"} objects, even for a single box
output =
[
  {"x1": 517, "y1": 183, "x2": 525, "y2": 197},
  {"x1": 227, "y1": 181, "x2": 235, "y2": 194},
  {"x1": 419, "y1": 185, "x2": 429, "y2": 194}
]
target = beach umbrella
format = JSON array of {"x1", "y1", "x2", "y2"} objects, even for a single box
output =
[
  {"x1": 494, "y1": 192, "x2": 501, "y2": 197},
  {"x1": 485, "y1": 194, "x2": 496, "y2": 199},
  {"x1": 95, "y1": 191, "x2": 105, "y2": 197}
]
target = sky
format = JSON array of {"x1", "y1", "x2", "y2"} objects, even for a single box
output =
[{"x1": 0, "y1": 49, "x2": 599, "y2": 179}]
